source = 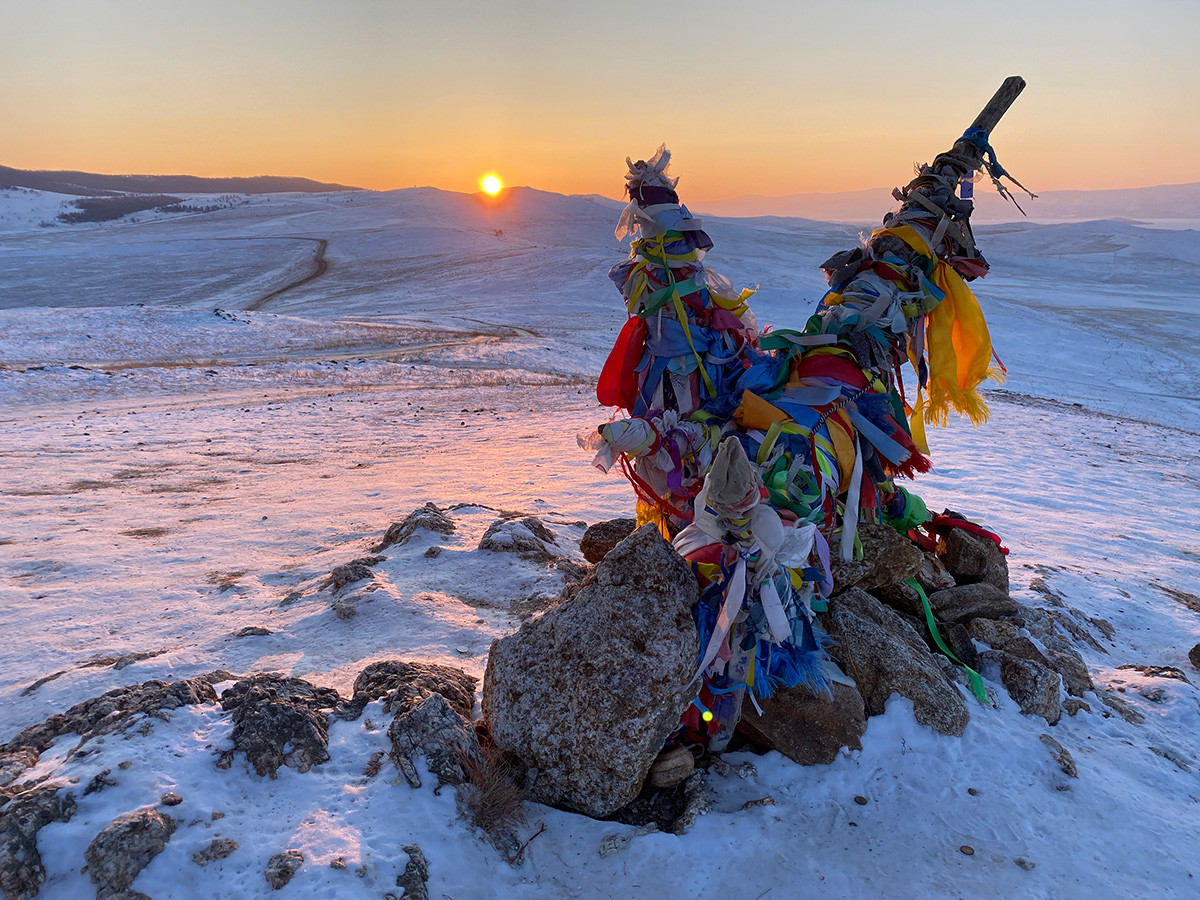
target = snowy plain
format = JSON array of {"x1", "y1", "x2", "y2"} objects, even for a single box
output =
[{"x1": 1, "y1": 184, "x2": 1198, "y2": 899}]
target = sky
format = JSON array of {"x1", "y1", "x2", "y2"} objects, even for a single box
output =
[{"x1": 2, "y1": 0, "x2": 1198, "y2": 201}]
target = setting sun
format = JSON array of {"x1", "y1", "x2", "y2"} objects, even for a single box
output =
[{"x1": 481, "y1": 174, "x2": 503, "y2": 196}]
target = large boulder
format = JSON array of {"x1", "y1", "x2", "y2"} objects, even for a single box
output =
[
  {"x1": 822, "y1": 587, "x2": 969, "y2": 736},
  {"x1": 482, "y1": 525, "x2": 699, "y2": 818},
  {"x1": 938, "y1": 527, "x2": 1009, "y2": 593},
  {"x1": 736, "y1": 680, "x2": 867, "y2": 765}
]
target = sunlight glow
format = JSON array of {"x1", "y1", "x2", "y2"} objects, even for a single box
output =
[{"x1": 481, "y1": 174, "x2": 502, "y2": 196}]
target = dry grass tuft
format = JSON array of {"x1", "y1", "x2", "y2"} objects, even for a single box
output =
[{"x1": 458, "y1": 739, "x2": 526, "y2": 836}]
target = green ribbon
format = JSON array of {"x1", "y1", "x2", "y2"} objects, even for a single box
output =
[{"x1": 905, "y1": 578, "x2": 988, "y2": 704}]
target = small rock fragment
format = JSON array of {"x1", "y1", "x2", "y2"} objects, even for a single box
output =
[
  {"x1": 330, "y1": 857, "x2": 347, "y2": 870},
  {"x1": 395, "y1": 845, "x2": 429, "y2": 900},
  {"x1": 234, "y1": 626, "x2": 271, "y2": 637},
  {"x1": 646, "y1": 745, "x2": 694, "y2": 789},
  {"x1": 1189, "y1": 643, "x2": 1200, "y2": 670},
  {"x1": 1063, "y1": 698, "x2": 1090, "y2": 716},
  {"x1": 160, "y1": 792, "x2": 183, "y2": 806},
  {"x1": 265, "y1": 849, "x2": 303, "y2": 889},
  {"x1": 1014, "y1": 857, "x2": 1036, "y2": 871},
  {"x1": 193, "y1": 837, "x2": 238, "y2": 866},
  {"x1": 853, "y1": 795, "x2": 868, "y2": 806},
  {"x1": 1039, "y1": 734, "x2": 1078, "y2": 778},
  {"x1": 960, "y1": 845, "x2": 975, "y2": 856}
]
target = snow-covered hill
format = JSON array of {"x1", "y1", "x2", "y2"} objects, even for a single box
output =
[{"x1": 1, "y1": 185, "x2": 1198, "y2": 899}]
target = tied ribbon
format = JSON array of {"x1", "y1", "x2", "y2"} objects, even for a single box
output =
[{"x1": 906, "y1": 578, "x2": 988, "y2": 704}]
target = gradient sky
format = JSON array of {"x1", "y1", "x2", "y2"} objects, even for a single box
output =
[{"x1": 3, "y1": 0, "x2": 1197, "y2": 201}]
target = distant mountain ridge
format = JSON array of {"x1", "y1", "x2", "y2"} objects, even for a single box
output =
[
  {"x1": 697, "y1": 182, "x2": 1200, "y2": 225},
  {"x1": 0, "y1": 165, "x2": 359, "y2": 196}
]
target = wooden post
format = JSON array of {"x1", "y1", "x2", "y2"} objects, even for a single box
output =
[{"x1": 970, "y1": 76, "x2": 1026, "y2": 135}]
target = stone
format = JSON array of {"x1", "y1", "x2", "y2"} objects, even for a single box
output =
[
  {"x1": 85, "y1": 807, "x2": 177, "y2": 898},
  {"x1": 1046, "y1": 649, "x2": 1094, "y2": 697},
  {"x1": 926, "y1": 583, "x2": 1019, "y2": 624},
  {"x1": 646, "y1": 745, "x2": 695, "y2": 789},
  {"x1": 1117, "y1": 664, "x2": 1192, "y2": 684},
  {"x1": 327, "y1": 557, "x2": 382, "y2": 593},
  {"x1": 396, "y1": 845, "x2": 429, "y2": 900},
  {"x1": 938, "y1": 526, "x2": 1009, "y2": 593},
  {"x1": 1190, "y1": 643, "x2": 1200, "y2": 669},
  {"x1": 265, "y1": 850, "x2": 303, "y2": 890},
  {"x1": 374, "y1": 503, "x2": 455, "y2": 552},
  {"x1": 579, "y1": 518, "x2": 637, "y2": 564},
  {"x1": 478, "y1": 516, "x2": 558, "y2": 561},
  {"x1": 822, "y1": 587, "x2": 969, "y2": 736},
  {"x1": 0, "y1": 786, "x2": 77, "y2": 900},
  {"x1": 1099, "y1": 691, "x2": 1145, "y2": 725},
  {"x1": 233, "y1": 626, "x2": 272, "y2": 637},
  {"x1": 1038, "y1": 734, "x2": 1078, "y2": 778},
  {"x1": 943, "y1": 623, "x2": 980, "y2": 671},
  {"x1": 853, "y1": 523, "x2": 925, "y2": 592},
  {"x1": 916, "y1": 551, "x2": 957, "y2": 593},
  {"x1": 1063, "y1": 698, "x2": 1090, "y2": 716},
  {"x1": 193, "y1": 837, "x2": 238, "y2": 866},
  {"x1": 387, "y1": 693, "x2": 481, "y2": 789},
  {"x1": 828, "y1": 558, "x2": 873, "y2": 594},
  {"x1": 966, "y1": 617, "x2": 1019, "y2": 648},
  {"x1": 482, "y1": 525, "x2": 700, "y2": 818},
  {"x1": 980, "y1": 651, "x2": 1061, "y2": 725},
  {"x1": 3, "y1": 677, "x2": 218, "y2": 756},
  {"x1": 160, "y1": 792, "x2": 182, "y2": 806},
  {"x1": 0, "y1": 750, "x2": 38, "y2": 789},
  {"x1": 736, "y1": 681, "x2": 867, "y2": 765},
  {"x1": 221, "y1": 676, "x2": 339, "y2": 778},
  {"x1": 338, "y1": 660, "x2": 477, "y2": 722},
  {"x1": 870, "y1": 581, "x2": 924, "y2": 618}
]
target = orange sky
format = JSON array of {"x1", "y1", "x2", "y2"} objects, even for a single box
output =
[{"x1": 3, "y1": 1, "x2": 1198, "y2": 201}]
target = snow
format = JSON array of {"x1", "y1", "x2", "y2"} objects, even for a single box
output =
[{"x1": 2, "y1": 185, "x2": 1198, "y2": 898}]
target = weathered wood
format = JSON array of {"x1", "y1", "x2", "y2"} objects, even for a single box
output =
[{"x1": 970, "y1": 76, "x2": 1026, "y2": 135}]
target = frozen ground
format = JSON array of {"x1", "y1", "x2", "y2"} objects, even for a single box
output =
[{"x1": 1, "y1": 186, "x2": 1198, "y2": 898}]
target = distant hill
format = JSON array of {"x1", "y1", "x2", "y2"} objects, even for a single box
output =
[
  {"x1": 697, "y1": 182, "x2": 1200, "y2": 225},
  {"x1": 0, "y1": 165, "x2": 360, "y2": 196}
]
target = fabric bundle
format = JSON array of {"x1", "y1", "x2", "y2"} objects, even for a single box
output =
[{"x1": 589, "y1": 140, "x2": 1005, "y2": 750}]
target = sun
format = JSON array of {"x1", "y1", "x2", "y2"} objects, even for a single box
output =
[{"x1": 481, "y1": 174, "x2": 503, "y2": 196}]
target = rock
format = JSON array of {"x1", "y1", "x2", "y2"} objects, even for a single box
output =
[
  {"x1": 736, "y1": 681, "x2": 867, "y2": 765},
  {"x1": 943, "y1": 623, "x2": 980, "y2": 671},
  {"x1": 85, "y1": 807, "x2": 176, "y2": 898},
  {"x1": 870, "y1": 581, "x2": 924, "y2": 618},
  {"x1": 3, "y1": 677, "x2": 218, "y2": 756},
  {"x1": 968, "y1": 616, "x2": 1093, "y2": 696},
  {"x1": 338, "y1": 659, "x2": 476, "y2": 722},
  {"x1": 822, "y1": 587, "x2": 969, "y2": 736},
  {"x1": 854, "y1": 523, "x2": 925, "y2": 592},
  {"x1": 160, "y1": 792, "x2": 182, "y2": 806},
  {"x1": 926, "y1": 583, "x2": 1018, "y2": 624},
  {"x1": 1038, "y1": 734, "x2": 1078, "y2": 778},
  {"x1": 1099, "y1": 691, "x2": 1145, "y2": 725},
  {"x1": 265, "y1": 849, "x2": 303, "y2": 890},
  {"x1": 980, "y1": 651, "x2": 1061, "y2": 725},
  {"x1": 0, "y1": 786, "x2": 77, "y2": 900},
  {"x1": 84, "y1": 769, "x2": 119, "y2": 796},
  {"x1": 478, "y1": 516, "x2": 558, "y2": 561},
  {"x1": 1191, "y1": 643, "x2": 1200, "y2": 669},
  {"x1": 0, "y1": 750, "x2": 38, "y2": 789},
  {"x1": 331, "y1": 598, "x2": 358, "y2": 619},
  {"x1": 374, "y1": 503, "x2": 455, "y2": 552},
  {"x1": 193, "y1": 837, "x2": 238, "y2": 866},
  {"x1": 670, "y1": 772, "x2": 711, "y2": 836},
  {"x1": 916, "y1": 551, "x2": 957, "y2": 593},
  {"x1": 396, "y1": 845, "x2": 429, "y2": 900},
  {"x1": 1063, "y1": 698, "x2": 1090, "y2": 716},
  {"x1": 327, "y1": 557, "x2": 382, "y2": 593},
  {"x1": 579, "y1": 518, "x2": 637, "y2": 564},
  {"x1": 646, "y1": 745, "x2": 695, "y2": 789},
  {"x1": 966, "y1": 617, "x2": 1019, "y2": 648},
  {"x1": 233, "y1": 626, "x2": 271, "y2": 637},
  {"x1": 482, "y1": 525, "x2": 700, "y2": 818},
  {"x1": 388, "y1": 693, "x2": 480, "y2": 789},
  {"x1": 221, "y1": 676, "x2": 339, "y2": 777},
  {"x1": 828, "y1": 558, "x2": 873, "y2": 594},
  {"x1": 1117, "y1": 664, "x2": 1192, "y2": 684},
  {"x1": 938, "y1": 526, "x2": 1009, "y2": 593}
]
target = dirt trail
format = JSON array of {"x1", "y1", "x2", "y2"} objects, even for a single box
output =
[{"x1": 246, "y1": 237, "x2": 328, "y2": 311}]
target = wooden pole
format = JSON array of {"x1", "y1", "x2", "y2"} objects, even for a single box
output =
[{"x1": 970, "y1": 76, "x2": 1026, "y2": 135}]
